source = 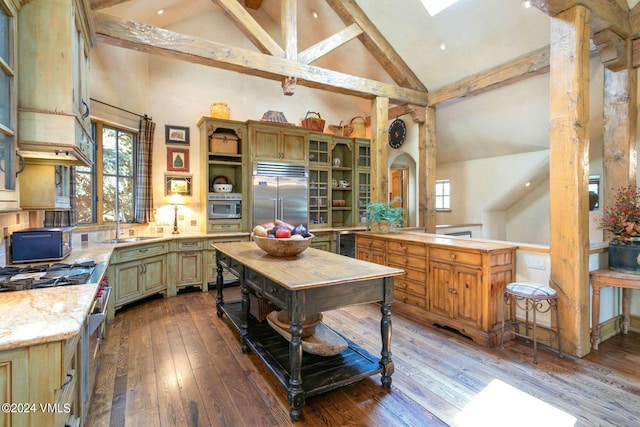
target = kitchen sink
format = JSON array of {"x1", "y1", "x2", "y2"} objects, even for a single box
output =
[{"x1": 101, "y1": 236, "x2": 160, "y2": 244}]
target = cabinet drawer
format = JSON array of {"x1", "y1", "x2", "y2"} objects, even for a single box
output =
[
  {"x1": 357, "y1": 237, "x2": 386, "y2": 251},
  {"x1": 387, "y1": 253, "x2": 427, "y2": 270},
  {"x1": 208, "y1": 221, "x2": 242, "y2": 232},
  {"x1": 430, "y1": 247, "x2": 481, "y2": 267},
  {"x1": 394, "y1": 289, "x2": 426, "y2": 309},
  {"x1": 395, "y1": 277, "x2": 426, "y2": 296},
  {"x1": 245, "y1": 268, "x2": 264, "y2": 292},
  {"x1": 388, "y1": 264, "x2": 427, "y2": 283},
  {"x1": 262, "y1": 281, "x2": 289, "y2": 308},
  {"x1": 111, "y1": 242, "x2": 169, "y2": 263},
  {"x1": 174, "y1": 239, "x2": 203, "y2": 251},
  {"x1": 388, "y1": 241, "x2": 426, "y2": 257}
]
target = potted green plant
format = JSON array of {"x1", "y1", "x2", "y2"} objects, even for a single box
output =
[
  {"x1": 595, "y1": 185, "x2": 640, "y2": 273},
  {"x1": 365, "y1": 196, "x2": 407, "y2": 233}
]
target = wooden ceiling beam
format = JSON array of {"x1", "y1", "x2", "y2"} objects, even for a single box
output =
[
  {"x1": 211, "y1": 0, "x2": 283, "y2": 57},
  {"x1": 427, "y1": 47, "x2": 551, "y2": 107},
  {"x1": 298, "y1": 23, "x2": 363, "y2": 65},
  {"x1": 93, "y1": 12, "x2": 428, "y2": 105},
  {"x1": 325, "y1": 0, "x2": 427, "y2": 92},
  {"x1": 90, "y1": 0, "x2": 130, "y2": 10},
  {"x1": 530, "y1": 0, "x2": 630, "y2": 37}
]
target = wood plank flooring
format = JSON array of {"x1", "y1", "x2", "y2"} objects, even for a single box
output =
[{"x1": 86, "y1": 287, "x2": 640, "y2": 427}]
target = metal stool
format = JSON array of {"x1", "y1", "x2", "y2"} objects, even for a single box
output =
[{"x1": 500, "y1": 281, "x2": 562, "y2": 363}]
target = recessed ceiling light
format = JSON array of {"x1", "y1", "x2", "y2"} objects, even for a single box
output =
[
  {"x1": 525, "y1": 182, "x2": 531, "y2": 187},
  {"x1": 522, "y1": 1, "x2": 532, "y2": 8},
  {"x1": 157, "y1": 9, "x2": 165, "y2": 15},
  {"x1": 439, "y1": 43, "x2": 446, "y2": 50},
  {"x1": 311, "y1": 10, "x2": 319, "y2": 19}
]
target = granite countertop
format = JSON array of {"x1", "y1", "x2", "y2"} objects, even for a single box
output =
[{"x1": 0, "y1": 242, "x2": 114, "y2": 352}]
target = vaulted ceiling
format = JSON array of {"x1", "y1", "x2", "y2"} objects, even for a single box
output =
[{"x1": 90, "y1": 0, "x2": 639, "y2": 163}]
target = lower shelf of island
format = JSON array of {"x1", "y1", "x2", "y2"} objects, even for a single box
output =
[{"x1": 219, "y1": 300, "x2": 383, "y2": 398}]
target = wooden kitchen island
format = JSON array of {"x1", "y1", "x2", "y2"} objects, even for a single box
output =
[
  {"x1": 355, "y1": 231, "x2": 517, "y2": 347},
  {"x1": 213, "y1": 242, "x2": 404, "y2": 421}
]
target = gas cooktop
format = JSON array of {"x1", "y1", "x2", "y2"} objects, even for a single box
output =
[{"x1": 0, "y1": 261, "x2": 97, "y2": 292}]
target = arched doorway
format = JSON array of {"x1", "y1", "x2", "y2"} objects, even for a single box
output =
[{"x1": 389, "y1": 153, "x2": 416, "y2": 227}]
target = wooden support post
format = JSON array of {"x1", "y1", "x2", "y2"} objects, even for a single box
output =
[
  {"x1": 370, "y1": 97, "x2": 389, "y2": 203},
  {"x1": 420, "y1": 106, "x2": 436, "y2": 231},
  {"x1": 603, "y1": 39, "x2": 638, "y2": 222},
  {"x1": 548, "y1": 5, "x2": 591, "y2": 358},
  {"x1": 281, "y1": 0, "x2": 297, "y2": 95}
]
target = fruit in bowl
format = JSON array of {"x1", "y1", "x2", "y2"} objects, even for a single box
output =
[{"x1": 252, "y1": 220, "x2": 313, "y2": 256}]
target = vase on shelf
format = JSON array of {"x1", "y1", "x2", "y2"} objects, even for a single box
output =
[
  {"x1": 210, "y1": 102, "x2": 230, "y2": 119},
  {"x1": 608, "y1": 237, "x2": 640, "y2": 274}
]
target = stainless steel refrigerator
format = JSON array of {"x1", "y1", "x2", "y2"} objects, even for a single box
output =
[{"x1": 252, "y1": 162, "x2": 308, "y2": 228}]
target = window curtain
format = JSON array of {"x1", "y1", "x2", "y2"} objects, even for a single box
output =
[
  {"x1": 69, "y1": 166, "x2": 77, "y2": 226},
  {"x1": 134, "y1": 115, "x2": 155, "y2": 223}
]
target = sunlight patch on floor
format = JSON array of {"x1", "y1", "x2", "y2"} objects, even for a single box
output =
[{"x1": 455, "y1": 379, "x2": 577, "y2": 427}]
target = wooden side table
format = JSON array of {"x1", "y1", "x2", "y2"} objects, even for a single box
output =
[{"x1": 590, "y1": 269, "x2": 640, "y2": 350}]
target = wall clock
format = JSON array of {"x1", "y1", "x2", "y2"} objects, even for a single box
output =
[{"x1": 388, "y1": 118, "x2": 407, "y2": 149}]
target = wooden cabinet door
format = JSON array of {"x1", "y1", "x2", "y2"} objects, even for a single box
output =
[
  {"x1": 428, "y1": 261, "x2": 453, "y2": 319},
  {"x1": 142, "y1": 255, "x2": 167, "y2": 293},
  {"x1": 114, "y1": 261, "x2": 142, "y2": 305},
  {"x1": 0, "y1": 347, "x2": 28, "y2": 427},
  {"x1": 251, "y1": 126, "x2": 281, "y2": 160},
  {"x1": 282, "y1": 129, "x2": 307, "y2": 162},
  {"x1": 177, "y1": 251, "x2": 202, "y2": 285},
  {"x1": 453, "y1": 266, "x2": 482, "y2": 328}
]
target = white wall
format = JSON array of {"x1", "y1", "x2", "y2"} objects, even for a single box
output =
[{"x1": 90, "y1": 8, "x2": 369, "y2": 219}]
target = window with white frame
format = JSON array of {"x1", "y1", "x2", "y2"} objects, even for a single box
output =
[{"x1": 435, "y1": 179, "x2": 450, "y2": 211}]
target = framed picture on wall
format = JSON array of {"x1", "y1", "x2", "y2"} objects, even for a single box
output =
[
  {"x1": 167, "y1": 147, "x2": 189, "y2": 172},
  {"x1": 165, "y1": 125, "x2": 190, "y2": 145},
  {"x1": 165, "y1": 174, "x2": 192, "y2": 196}
]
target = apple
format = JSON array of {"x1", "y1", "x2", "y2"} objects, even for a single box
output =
[{"x1": 275, "y1": 228, "x2": 292, "y2": 238}]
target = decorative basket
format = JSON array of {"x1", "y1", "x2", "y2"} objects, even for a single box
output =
[
  {"x1": 350, "y1": 116, "x2": 366, "y2": 137},
  {"x1": 209, "y1": 130, "x2": 238, "y2": 154},
  {"x1": 261, "y1": 110, "x2": 289, "y2": 124},
  {"x1": 328, "y1": 121, "x2": 354, "y2": 137},
  {"x1": 301, "y1": 111, "x2": 325, "y2": 132},
  {"x1": 249, "y1": 292, "x2": 277, "y2": 322}
]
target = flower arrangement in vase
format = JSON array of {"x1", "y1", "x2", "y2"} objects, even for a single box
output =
[
  {"x1": 365, "y1": 196, "x2": 407, "y2": 233},
  {"x1": 595, "y1": 185, "x2": 640, "y2": 273},
  {"x1": 595, "y1": 185, "x2": 640, "y2": 240}
]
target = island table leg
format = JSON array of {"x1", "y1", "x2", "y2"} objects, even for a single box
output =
[
  {"x1": 240, "y1": 283, "x2": 250, "y2": 353},
  {"x1": 288, "y1": 318, "x2": 304, "y2": 421},
  {"x1": 215, "y1": 263, "x2": 224, "y2": 317},
  {"x1": 380, "y1": 301, "x2": 394, "y2": 388}
]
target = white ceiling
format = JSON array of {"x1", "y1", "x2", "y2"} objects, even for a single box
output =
[{"x1": 97, "y1": 0, "x2": 634, "y2": 163}]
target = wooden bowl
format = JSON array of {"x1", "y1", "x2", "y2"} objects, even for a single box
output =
[
  {"x1": 252, "y1": 233, "x2": 314, "y2": 257},
  {"x1": 273, "y1": 310, "x2": 323, "y2": 338}
]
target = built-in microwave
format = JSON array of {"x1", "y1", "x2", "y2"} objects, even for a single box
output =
[{"x1": 208, "y1": 193, "x2": 242, "y2": 219}]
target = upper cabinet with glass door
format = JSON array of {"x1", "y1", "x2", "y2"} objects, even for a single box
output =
[
  {"x1": 0, "y1": 0, "x2": 19, "y2": 209},
  {"x1": 17, "y1": 0, "x2": 95, "y2": 166}
]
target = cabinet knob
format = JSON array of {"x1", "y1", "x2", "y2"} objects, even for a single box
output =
[
  {"x1": 403, "y1": 258, "x2": 408, "y2": 264},
  {"x1": 449, "y1": 288, "x2": 457, "y2": 294},
  {"x1": 401, "y1": 245, "x2": 407, "y2": 252},
  {"x1": 450, "y1": 253, "x2": 456, "y2": 260}
]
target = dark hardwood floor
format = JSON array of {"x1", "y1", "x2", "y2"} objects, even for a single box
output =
[{"x1": 86, "y1": 286, "x2": 640, "y2": 427}]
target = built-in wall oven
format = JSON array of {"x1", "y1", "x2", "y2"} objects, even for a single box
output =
[{"x1": 208, "y1": 193, "x2": 242, "y2": 219}]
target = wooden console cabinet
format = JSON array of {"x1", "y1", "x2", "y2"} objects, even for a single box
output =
[{"x1": 355, "y1": 231, "x2": 517, "y2": 346}]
